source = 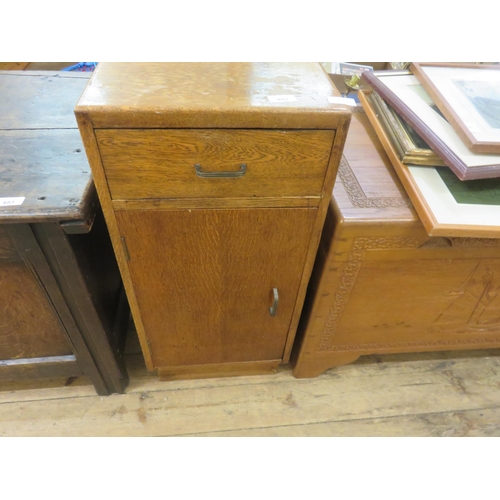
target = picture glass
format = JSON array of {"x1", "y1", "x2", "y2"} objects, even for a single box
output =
[
  {"x1": 408, "y1": 165, "x2": 500, "y2": 226},
  {"x1": 378, "y1": 73, "x2": 500, "y2": 167},
  {"x1": 419, "y1": 66, "x2": 500, "y2": 142}
]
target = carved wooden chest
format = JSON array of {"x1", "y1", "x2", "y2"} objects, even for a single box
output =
[{"x1": 291, "y1": 111, "x2": 500, "y2": 378}]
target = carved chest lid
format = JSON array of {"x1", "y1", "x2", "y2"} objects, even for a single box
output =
[{"x1": 333, "y1": 113, "x2": 418, "y2": 223}]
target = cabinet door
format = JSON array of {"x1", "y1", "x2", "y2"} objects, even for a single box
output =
[{"x1": 115, "y1": 208, "x2": 317, "y2": 367}]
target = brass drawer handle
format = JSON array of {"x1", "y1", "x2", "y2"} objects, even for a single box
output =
[
  {"x1": 194, "y1": 163, "x2": 247, "y2": 178},
  {"x1": 269, "y1": 288, "x2": 279, "y2": 317}
]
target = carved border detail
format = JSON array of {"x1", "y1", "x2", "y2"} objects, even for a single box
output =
[
  {"x1": 338, "y1": 156, "x2": 413, "y2": 209},
  {"x1": 318, "y1": 236, "x2": 427, "y2": 351},
  {"x1": 329, "y1": 336, "x2": 500, "y2": 351},
  {"x1": 451, "y1": 238, "x2": 500, "y2": 247}
]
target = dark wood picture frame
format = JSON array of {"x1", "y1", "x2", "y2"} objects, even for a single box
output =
[
  {"x1": 411, "y1": 62, "x2": 500, "y2": 155},
  {"x1": 362, "y1": 70, "x2": 500, "y2": 181}
]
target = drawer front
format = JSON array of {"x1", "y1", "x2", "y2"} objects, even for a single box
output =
[{"x1": 96, "y1": 129, "x2": 335, "y2": 200}]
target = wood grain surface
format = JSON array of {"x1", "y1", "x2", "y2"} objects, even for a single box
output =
[
  {"x1": 76, "y1": 62, "x2": 351, "y2": 129},
  {"x1": 0, "y1": 130, "x2": 93, "y2": 223},
  {"x1": 0, "y1": 260, "x2": 72, "y2": 359},
  {"x1": 76, "y1": 62, "x2": 351, "y2": 380},
  {"x1": 1, "y1": 341, "x2": 500, "y2": 436},
  {"x1": 0, "y1": 227, "x2": 17, "y2": 259},
  {"x1": 115, "y1": 208, "x2": 316, "y2": 368},
  {"x1": 0, "y1": 71, "x2": 94, "y2": 224},
  {"x1": 96, "y1": 129, "x2": 334, "y2": 201},
  {"x1": 0, "y1": 71, "x2": 89, "y2": 129},
  {"x1": 0, "y1": 63, "x2": 30, "y2": 70},
  {"x1": 157, "y1": 360, "x2": 281, "y2": 381}
]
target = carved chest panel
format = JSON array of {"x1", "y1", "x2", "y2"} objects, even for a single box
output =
[{"x1": 292, "y1": 112, "x2": 500, "y2": 378}]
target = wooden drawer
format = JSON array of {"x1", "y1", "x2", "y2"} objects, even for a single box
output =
[{"x1": 96, "y1": 129, "x2": 335, "y2": 201}]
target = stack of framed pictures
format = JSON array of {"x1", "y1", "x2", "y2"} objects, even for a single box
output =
[{"x1": 359, "y1": 63, "x2": 500, "y2": 238}]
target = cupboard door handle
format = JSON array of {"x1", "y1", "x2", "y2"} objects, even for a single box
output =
[
  {"x1": 269, "y1": 288, "x2": 279, "y2": 317},
  {"x1": 194, "y1": 163, "x2": 247, "y2": 178}
]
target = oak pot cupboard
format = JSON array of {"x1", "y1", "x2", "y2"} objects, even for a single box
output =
[{"x1": 76, "y1": 62, "x2": 351, "y2": 380}]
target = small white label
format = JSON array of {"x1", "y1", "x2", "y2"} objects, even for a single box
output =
[
  {"x1": 0, "y1": 197, "x2": 25, "y2": 207},
  {"x1": 267, "y1": 95, "x2": 297, "y2": 103},
  {"x1": 327, "y1": 96, "x2": 357, "y2": 106},
  {"x1": 464, "y1": 121, "x2": 480, "y2": 134}
]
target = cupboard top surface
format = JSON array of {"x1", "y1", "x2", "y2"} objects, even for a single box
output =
[
  {"x1": 75, "y1": 62, "x2": 351, "y2": 129},
  {"x1": 0, "y1": 71, "x2": 95, "y2": 225}
]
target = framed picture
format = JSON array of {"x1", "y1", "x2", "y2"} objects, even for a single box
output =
[
  {"x1": 359, "y1": 89, "x2": 500, "y2": 238},
  {"x1": 362, "y1": 70, "x2": 500, "y2": 180},
  {"x1": 367, "y1": 90, "x2": 445, "y2": 166},
  {"x1": 411, "y1": 62, "x2": 500, "y2": 154}
]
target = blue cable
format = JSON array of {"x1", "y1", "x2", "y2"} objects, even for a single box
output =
[{"x1": 62, "y1": 62, "x2": 98, "y2": 72}]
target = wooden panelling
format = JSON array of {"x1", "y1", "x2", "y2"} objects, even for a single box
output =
[
  {"x1": 115, "y1": 208, "x2": 316, "y2": 367},
  {"x1": 0, "y1": 260, "x2": 72, "y2": 360}
]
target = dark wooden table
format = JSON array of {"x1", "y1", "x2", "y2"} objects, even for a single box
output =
[{"x1": 0, "y1": 70, "x2": 129, "y2": 395}]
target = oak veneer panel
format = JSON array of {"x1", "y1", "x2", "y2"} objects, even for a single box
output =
[
  {"x1": 96, "y1": 129, "x2": 335, "y2": 201},
  {"x1": 0, "y1": 261, "x2": 72, "y2": 360},
  {"x1": 157, "y1": 360, "x2": 281, "y2": 381},
  {"x1": 76, "y1": 62, "x2": 351, "y2": 380},
  {"x1": 116, "y1": 208, "x2": 316, "y2": 367},
  {"x1": 77, "y1": 62, "x2": 349, "y2": 129}
]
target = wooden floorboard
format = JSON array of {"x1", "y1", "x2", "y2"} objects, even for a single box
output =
[{"x1": 1, "y1": 329, "x2": 500, "y2": 436}]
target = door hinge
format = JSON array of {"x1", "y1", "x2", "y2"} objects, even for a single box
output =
[{"x1": 121, "y1": 236, "x2": 130, "y2": 261}]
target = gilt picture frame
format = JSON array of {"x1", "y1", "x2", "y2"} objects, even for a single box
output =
[
  {"x1": 411, "y1": 62, "x2": 500, "y2": 155},
  {"x1": 367, "y1": 90, "x2": 446, "y2": 166},
  {"x1": 362, "y1": 70, "x2": 500, "y2": 180}
]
